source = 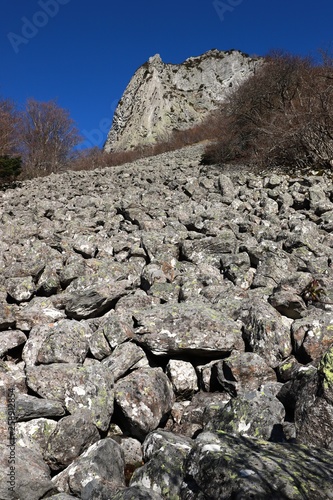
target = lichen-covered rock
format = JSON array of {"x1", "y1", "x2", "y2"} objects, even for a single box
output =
[
  {"x1": 181, "y1": 232, "x2": 237, "y2": 267},
  {"x1": 216, "y1": 351, "x2": 276, "y2": 396},
  {"x1": 133, "y1": 301, "x2": 244, "y2": 357},
  {"x1": 102, "y1": 341, "x2": 148, "y2": 382},
  {"x1": 204, "y1": 390, "x2": 286, "y2": 442},
  {"x1": 15, "y1": 393, "x2": 65, "y2": 421},
  {"x1": 26, "y1": 362, "x2": 114, "y2": 431},
  {"x1": 0, "y1": 443, "x2": 55, "y2": 500},
  {"x1": 0, "y1": 329, "x2": 27, "y2": 356},
  {"x1": 111, "y1": 436, "x2": 143, "y2": 471},
  {"x1": 64, "y1": 276, "x2": 131, "y2": 319},
  {"x1": 15, "y1": 296, "x2": 66, "y2": 331},
  {"x1": 52, "y1": 439, "x2": 125, "y2": 497},
  {"x1": 44, "y1": 410, "x2": 100, "y2": 471},
  {"x1": 166, "y1": 359, "x2": 198, "y2": 397},
  {"x1": 115, "y1": 367, "x2": 174, "y2": 440},
  {"x1": 130, "y1": 430, "x2": 193, "y2": 498},
  {"x1": 96, "y1": 312, "x2": 135, "y2": 348},
  {"x1": 276, "y1": 355, "x2": 303, "y2": 382},
  {"x1": 36, "y1": 319, "x2": 91, "y2": 364},
  {"x1": 5, "y1": 276, "x2": 36, "y2": 302},
  {"x1": 16, "y1": 418, "x2": 57, "y2": 454},
  {"x1": 269, "y1": 285, "x2": 306, "y2": 319},
  {"x1": 0, "y1": 301, "x2": 15, "y2": 330},
  {"x1": 293, "y1": 347, "x2": 333, "y2": 448},
  {"x1": 291, "y1": 312, "x2": 333, "y2": 362},
  {"x1": 241, "y1": 299, "x2": 293, "y2": 368},
  {"x1": 181, "y1": 431, "x2": 333, "y2": 499}
]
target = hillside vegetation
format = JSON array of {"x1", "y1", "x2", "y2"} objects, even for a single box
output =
[
  {"x1": 1, "y1": 50, "x2": 333, "y2": 184},
  {"x1": 202, "y1": 50, "x2": 333, "y2": 171}
]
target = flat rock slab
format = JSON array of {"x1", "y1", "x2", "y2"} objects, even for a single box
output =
[
  {"x1": 133, "y1": 301, "x2": 244, "y2": 356},
  {"x1": 15, "y1": 393, "x2": 66, "y2": 421}
]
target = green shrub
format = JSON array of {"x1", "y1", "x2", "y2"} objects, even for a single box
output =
[{"x1": 0, "y1": 155, "x2": 22, "y2": 183}]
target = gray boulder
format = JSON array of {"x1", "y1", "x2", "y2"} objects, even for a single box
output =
[
  {"x1": 44, "y1": 410, "x2": 100, "y2": 471},
  {"x1": 241, "y1": 299, "x2": 293, "y2": 368},
  {"x1": 204, "y1": 390, "x2": 286, "y2": 442},
  {"x1": 53, "y1": 438, "x2": 125, "y2": 497},
  {"x1": 216, "y1": 351, "x2": 277, "y2": 396},
  {"x1": 130, "y1": 430, "x2": 193, "y2": 498},
  {"x1": 0, "y1": 443, "x2": 55, "y2": 500},
  {"x1": 133, "y1": 301, "x2": 244, "y2": 357},
  {"x1": 102, "y1": 341, "x2": 148, "y2": 381},
  {"x1": 115, "y1": 367, "x2": 174, "y2": 440},
  {"x1": 181, "y1": 431, "x2": 333, "y2": 499},
  {"x1": 15, "y1": 393, "x2": 65, "y2": 421},
  {"x1": 26, "y1": 362, "x2": 114, "y2": 431},
  {"x1": 36, "y1": 319, "x2": 91, "y2": 364}
]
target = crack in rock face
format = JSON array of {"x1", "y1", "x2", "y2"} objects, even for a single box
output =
[{"x1": 1, "y1": 143, "x2": 333, "y2": 498}]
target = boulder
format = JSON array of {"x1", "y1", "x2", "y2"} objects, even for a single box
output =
[
  {"x1": 181, "y1": 431, "x2": 333, "y2": 499},
  {"x1": 0, "y1": 443, "x2": 55, "y2": 500},
  {"x1": 15, "y1": 393, "x2": 65, "y2": 420},
  {"x1": 44, "y1": 410, "x2": 100, "y2": 471},
  {"x1": 53, "y1": 439, "x2": 125, "y2": 497},
  {"x1": 130, "y1": 430, "x2": 192, "y2": 498},
  {"x1": 26, "y1": 362, "x2": 114, "y2": 431},
  {"x1": 216, "y1": 351, "x2": 277, "y2": 396},
  {"x1": 115, "y1": 367, "x2": 174, "y2": 440},
  {"x1": 133, "y1": 301, "x2": 244, "y2": 357},
  {"x1": 204, "y1": 390, "x2": 286, "y2": 442}
]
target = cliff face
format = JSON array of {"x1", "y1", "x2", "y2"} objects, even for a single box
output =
[{"x1": 104, "y1": 49, "x2": 261, "y2": 152}]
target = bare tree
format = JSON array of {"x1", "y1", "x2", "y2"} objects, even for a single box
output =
[
  {"x1": 20, "y1": 99, "x2": 81, "y2": 176},
  {"x1": 0, "y1": 98, "x2": 19, "y2": 156}
]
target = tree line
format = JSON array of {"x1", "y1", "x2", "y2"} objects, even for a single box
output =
[{"x1": 0, "y1": 97, "x2": 80, "y2": 184}]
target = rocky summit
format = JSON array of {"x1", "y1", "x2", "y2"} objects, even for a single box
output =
[
  {"x1": 1, "y1": 143, "x2": 333, "y2": 499},
  {"x1": 104, "y1": 50, "x2": 260, "y2": 152}
]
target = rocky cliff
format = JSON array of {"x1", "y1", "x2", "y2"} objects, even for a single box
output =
[
  {"x1": 1, "y1": 145, "x2": 333, "y2": 499},
  {"x1": 104, "y1": 50, "x2": 260, "y2": 152}
]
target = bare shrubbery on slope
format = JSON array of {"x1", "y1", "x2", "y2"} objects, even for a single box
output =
[
  {"x1": 201, "y1": 51, "x2": 333, "y2": 171},
  {"x1": 70, "y1": 114, "x2": 221, "y2": 172}
]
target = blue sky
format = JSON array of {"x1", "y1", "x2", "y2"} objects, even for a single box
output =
[{"x1": 1, "y1": 0, "x2": 333, "y2": 149}]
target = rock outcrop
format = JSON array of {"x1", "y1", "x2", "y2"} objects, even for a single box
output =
[
  {"x1": 1, "y1": 143, "x2": 333, "y2": 499},
  {"x1": 104, "y1": 50, "x2": 260, "y2": 152}
]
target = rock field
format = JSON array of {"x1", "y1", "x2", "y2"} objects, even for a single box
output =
[{"x1": 1, "y1": 143, "x2": 333, "y2": 499}]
